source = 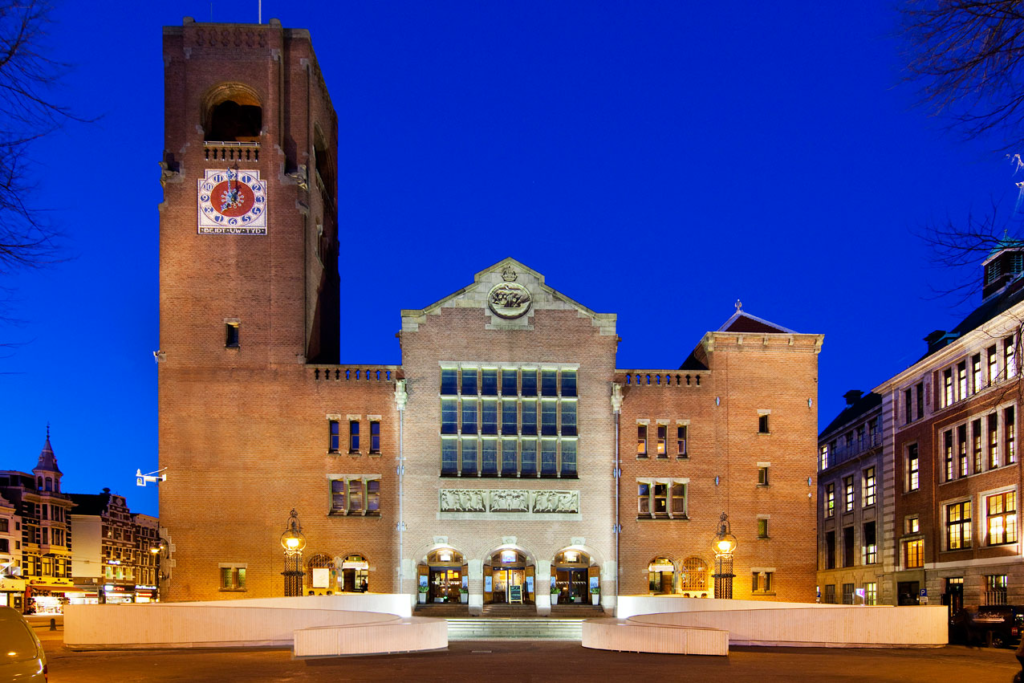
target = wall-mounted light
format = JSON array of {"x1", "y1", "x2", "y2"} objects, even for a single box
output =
[
  {"x1": 807, "y1": 477, "x2": 812, "y2": 486},
  {"x1": 808, "y1": 399, "x2": 813, "y2": 408},
  {"x1": 715, "y1": 476, "x2": 720, "y2": 486},
  {"x1": 715, "y1": 397, "x2": 721, "y2": 407}
]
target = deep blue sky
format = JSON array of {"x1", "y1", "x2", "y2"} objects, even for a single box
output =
[{"x1": 0, "y1": 2, "x2": 1015, "y2": 516}]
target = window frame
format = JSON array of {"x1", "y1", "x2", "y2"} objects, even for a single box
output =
[{"x1": 329, "y1": 475, "x2": 383, "y2": 517}]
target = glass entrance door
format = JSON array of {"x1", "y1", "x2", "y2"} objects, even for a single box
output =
[
  {"x1": 555, "y1": 568, "x2": 588, "y2": 604},
  {"x1": 491, "y1": 568, "x2": 525, "y2": 604},
  {"x1": 429, "y1": 568, "x2": 461, "y2": 603}
]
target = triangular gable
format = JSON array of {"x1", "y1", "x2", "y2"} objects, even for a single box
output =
[{"x1": 717, "y1": 309, "x2": 795, "y2": 334}]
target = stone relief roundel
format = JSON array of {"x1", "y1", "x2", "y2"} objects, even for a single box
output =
[{"x1": 487, "y1": 282, "x2": 533, "y2": 319}]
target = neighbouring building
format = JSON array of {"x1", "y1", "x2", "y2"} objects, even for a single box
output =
[
  {"x1": 0, "y1": 431, "x2": 75, "y2": 614},
  {"x1": 157, "y1": 18, "x2": 824, "y2": 608},
  {"x1": 816, "y1": 390, "x2": 884, "y2": 605},
  {"x1": 133, "y1": 514, "x2": 162, "y2": 602},
  {"x1": 873, "y1": 238, "x2": 1024, "y2": 612},
  {"x1": 0, "y1": 491, "x2": 24, "y2": 609}
]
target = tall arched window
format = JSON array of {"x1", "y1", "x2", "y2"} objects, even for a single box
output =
[
  {"x1": 305, "y1": 553, "x2": 334, "y2": 591},
  {"x1": 203, "y1": 83, "x2": 263, "y2": 142}
]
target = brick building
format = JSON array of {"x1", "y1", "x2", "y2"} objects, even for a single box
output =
[
  {"x1": 872, "y1": 239, "x2": 1024, "y2": 611},
  {"x1": 0, "y1": 490, "x2": 23, "y2": 609},
  {"x1": 157, "y1": 18, "x2": 823, "y2": 608},
  {"x1": 816, "y1": 390, "x2": 884, "y2": 605}
]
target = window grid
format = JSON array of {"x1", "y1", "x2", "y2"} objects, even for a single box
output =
[
  {"x1": 637, "y1": 480, "x2": 688, "y2": 519},
  {"x1": 946, "y1": 501, "x2": 972, "y2": 550},
  {"x1": 863, "y1": 467, "x2": 876, "y2": 507},
  {"x1": 987, "y1": 491, "x2": 1017, "y2": 546}
]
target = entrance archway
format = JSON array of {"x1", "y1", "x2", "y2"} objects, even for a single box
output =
[
  {"x1": 306, "y1": 553, "x2": 334, "y2": 594},
  {"x1": 553, "y1": 549, "x2": 599, "y2": 605},
  {"x1": 484, "y1": 548, "x2": 534, "y2": 605},
  {"x1": 648, "y1": 557, "x2": 675, "y2": 594},
  {"x1": 419, "y1": 548, "x2": 466, "y2": 604},
  {"x1": 339, "y1": 554, "x2": 369, "y2": 593}
]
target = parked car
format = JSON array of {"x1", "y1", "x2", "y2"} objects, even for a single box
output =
[
  {"x1": 0, "y1": 607, "x2": 46, "y2": 681},
  {"x1": 953, "y1": 606, "x2": 1024, "y2": 648}
]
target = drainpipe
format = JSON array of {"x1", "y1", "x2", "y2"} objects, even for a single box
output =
[
  {"x1": 611, "y1": 383, "x2": 624, "y2": 615},
  {"x1": 395, "y1": 379, "x2": 408, "y2": 597}
]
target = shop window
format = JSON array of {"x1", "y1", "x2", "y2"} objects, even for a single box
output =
[
  {"x1": 677, "y1": 425, "x2": 688, "y2": 458},
  {"x1": 758, "y1": 414, "x2": 770, "y2": 434},
  {"x1": 370, "y1": 421, "x2": 381, "y2": 454},
  {"x1": 656, "y1": 425, "x2": 667, "y2": 458},
  {"x1": 349, "y1": 421, "x2": 360, "y2": 453},
  {"x1": 987, "y1": 491, "x2": 1017, "y2": 545},
  {"x1": 482, "y1": 369, "x2": 498, "y2": 396},
  {"x1": 906, "y1": 516, "x2": 920, "y2": 533},
  {"x1": 561, "y1": 370, "x2": 577, "y2": 397},
  {"x1": 219, "y1": 565, "x2": 247, "y2": 591},
  {"x1": 946, "y1": 500, "x2": 971, "y2": 550},
  {"x1": 225, "y1": 322, "x2": 240, "y2": 348},
  {"x1": 328, "y1": 420, "x2": 340, "y2": 453},
  {"x1": 958, "y1": 361, "x2": 967, "y2": 401},
  {"x1": 820, "y1": 444, "x2": 829, "y2": 470},
  {"x1": 462, "y1": 368, "x2": 478, "y2": 395},
  {"x1": 637, "y1": 425, "x2": 648, "y2": 458}
]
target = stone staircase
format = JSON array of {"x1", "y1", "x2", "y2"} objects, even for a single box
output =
[
  {"x1": 413, "y1": 604, "x2": 471, "y2": 618},
  {"x1": 447, "y1": 618, "x2": 585, "y2": 641}
]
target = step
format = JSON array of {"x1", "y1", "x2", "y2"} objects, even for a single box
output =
[{"x1": 446, "y1": 618, "x2": 584, "y2": 641}]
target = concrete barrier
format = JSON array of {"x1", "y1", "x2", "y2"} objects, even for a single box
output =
[
  {"x1": 582, "y1": 618, "x2": 729, "y2": 656},
  {"x1": 294, "y1": 617, "x2": 448, "y2": 657},
  {"x1": 64, "y1": 593, "x2": 440, "y2": 655}
]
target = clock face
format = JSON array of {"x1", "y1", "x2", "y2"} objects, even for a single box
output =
[{"x1": 197, "y1": 169, "x2": 267, "y2": 235}]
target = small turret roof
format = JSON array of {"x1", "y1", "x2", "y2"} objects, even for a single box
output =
[{"x1": 34, "y1": 425, "x2": 61, "y2": 475}]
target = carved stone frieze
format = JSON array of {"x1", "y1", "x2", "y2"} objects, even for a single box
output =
[{"x1": 439, "y1": 489, "x2": 580, "y2": 514}]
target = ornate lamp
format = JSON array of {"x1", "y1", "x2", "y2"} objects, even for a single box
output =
[
  {"x1": 280, "y1": 509, "x2": 306, "y2": 597},
  {"x1": 712, "y1": 513, "x2": 737, "y2": 599}
]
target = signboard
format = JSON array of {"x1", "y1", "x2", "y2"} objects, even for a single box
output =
[
  {"x1": 589, "y1": 576, "x2": 599, "y2": 590},
  {"x1": 525, "y1": 577, "x2": 534, "y2": 595},
  {"x1": 509, "y1": 585, "x2": 523, "y2": 604},
  {"x1": 485, "y1": 576, "x2": 493, "y2": 593},
  {"x1": 312, "y1": 568, "x2": 330, "y2": 589}
]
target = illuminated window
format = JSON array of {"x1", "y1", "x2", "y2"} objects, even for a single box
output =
[
  {"x1": 972, "y1": 354, "x2": 982, "y2": 394},
  {"x1": 957, "y1": 361, "x2": 967, "y2": 401},
  {"x1": 987, "y1": 491, "x2": 1017, "y2": 545},
  {"x1": 944, "y1": 430, "x2": 954, "y2": 481},
  {"x1": 863, "y1": 467, "x2": 876, "y2": 506},
  {"x1": 958, "y1": 424, "x2": 968, "y2": 477},
  {"x1": 988, "y1": 346, "x2": 999, "y2": 385},
  {"x1": 1006, "y1": 407, "x2": 1016, "y2": 464},
  {"x1": 826, "y1": 483, "x2": 835, "y2": 518},
  {"x1": 844, "y1": 476, "x2": 854, "y2": 512},
  {"x1": 985, "y1": 574, "x2": 1008, "y2": 606},
  {"x1": 989, "y1": 413, "x2": 1000, "y2": 468},
  {"x1": 637, "y1": 480, "x2": 687, "y2": 519},
  {"x1": 904, "y1": 539, "x2": 924, "y2": 569},
  {"x1": 1006, "y1": 335, "x2": 1017, "y2": 380},
  {"x1": 865, "y1": 582, "x2": 877, "y2": 605},
  {"x1": 973, "y1": 419, "x2": 983, "y2": 474},
  {"x1": 863, "y1": 522, "x2": 877, "y2": 564},
  {"x1": 820, "y1": 444, "x2": 829, "y2": 470},
  {"x1": 943, "y1": 368, "x2": 953, "y2": 407},
  {"x1": 637, "y1": 425, "x2": 648, "y2": 458},
  {"x1": 946, "y1": 500, "x2": 971, "y2": 550},
  {"x1": 907, "y1": 444, "x2": 919, "y2": 491},
  {"x1": 656, "y1": 425, "x2": 667, "y2": 458},
  {"x1": 219, "y1": 565, "x2": 247, "y2": 591},
  {"x1": 677, "y1": 425, "x2": 688, "y2": 458}
]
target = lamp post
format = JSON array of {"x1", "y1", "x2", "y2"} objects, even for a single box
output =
[
  {"x1": 280, "y1": 509, "x2": 306, "y2": 597},
  {"x1": 150, "y1": 546, "x2": 162, "y2": 602},
  {"x1": 712, "y1": 512, "x2": 738, "y2": 600}
]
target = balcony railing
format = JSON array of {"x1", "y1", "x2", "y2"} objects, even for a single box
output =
[
  {"x1": 204, "y1": 141, "x2": 260, "y2": 162},
  {"x1": 829, "y1": 431, "x2": 883, "y2": 467}
]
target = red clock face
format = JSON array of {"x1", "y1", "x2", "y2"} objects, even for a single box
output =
[{"x1": 211, "y1": 180, "x2": 255, "y2": 217}]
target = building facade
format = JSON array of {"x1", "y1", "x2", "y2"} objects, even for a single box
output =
[
  {"x1": 0, "y1": 433, "x2": 75, "y2": 614},
  {"x1": 816, "y1": 390, "x2": 884, "y2": 605},
  {"x1": 0, "y1": 491, "x2": 24, "y2": 609},
  {"x1": 157, "y1": 19, "x2": 824, "y2": 608}
]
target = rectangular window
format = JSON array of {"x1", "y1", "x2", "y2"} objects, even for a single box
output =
[
  {"x1": 441, "y1": 399, "x2": 458, "y2": 435},
  {"x1": 638, "y1": 483, "x2": 650, "y2": 515},
  {"x1": 946, "y1": 500, "x2": 971, "y2": 550},
  {"x1": 560, "y1": 440, "x2": 577, "y2": 477},
  {"x1": 973, "y1": 419, "x2": 983, "y2": 474},
  {"x1": 843, "y1": 526, "x2": 854, "y2": 567},
  {"x1": 329, "y1": 420, "x2": 341, "y2": 453},
  {"x1": 520, "y1": 439, "x2": 537, "y2": 475},
  {"x1": 441, "y1": 438, "x2": 458, "y2": 475},
  {"x1": 972, "y1": 354, "x2": 982, "y2": 394},
  {"x1": 367, "y1": 479, "x2": 380, "y2": 514},
  {"x1": 656, "y1": 425, "x2": 667, "y2": 458},
  {"x1": 677, "y1": 425, "x2": 688, "y2": 458},
  {"x1": 481, "y1": 439, "x2": 498, "y2": 475},
  {"x1": 958, "y1": 424, "x2": 968, "y2": 477},
  {"x1": 916, "y1": 383, "x2": 924, "y2": 420},
  {"x1": 865, "y1": 582, "x2": 877, "y2": 605},
  {"x1": 461, "y1": 438, "x2": 478, "y2": 476},
  {"x1": 501, "y1": 438, "x2": 518, "y2": 475},
  {"x1": 521, "y1": 400, "x2": 537, "y2": 436},
  {"x1": 943, "y1": 368, "x2": 953, "y2": 407},
  {"x1": 824, "y1": 584, "x2": 836, "y2": 604},
  {"x1": 441, "y1": 368, "x2": 458, "y2": 395},
  {"x1": 561, "y1": 370, "x2": 577, "y2": 397},
  {"x1": 825, "y1": 531, "x2": 835, "y2": 570},
  {"x1": 541, "y1": 401, "x2": 558, "y2": 436},
  {"x1": 540, "y1": 439, "x2": 557, "y2": 476},
  {"x1": 1006, "y1": 407, "x2": 1016, "y2": 464},
  {"x1": 220, "y1": 566, "x2": 246, "y2": 591},
  {"x1": 907, "y1": 516, "x2": 920, "y2": 533},
  {"x1": 370, "y1": 421, "x2": 380, "y2": 454},
  {"x1": 637, "y1": 425, "x2": 648, "y2": 457},
  {"x1": 349, "y1": 480, "x2": 364, "y2": 512},
  {"x1": 758, "y1": 466, "x2": 769, "y2": 486},
  {"x1": 541, "y1": 369, "x2": 558, "y2": 397},
  {"x1": 863, "y1": 521, "x2": 877, "y2": 564},
  {"x1": 987, "y1": 491, "x2": 1018, "y2": 545},
  {"x1": 462, "y1": 399, "x2": 478, "y2": 434},
  {"x1": 958, "y1": 361, "x2": 967, "y2": 401},
  {"x1": 501, "y1": 400, "x2": 518, "y2": 436},
  {"x1": 989, "y1": 413, "x2": 1000, "y2": 468},
  {"x1": 501, "y1": 369, "x2": 518, "y2": 396},
  {"x1": 863, "y1": 467, "x2": 876, "y2": 506},
  {"x1": 904, "y1": 388, "x2": 912, "y2": 424},
  {"x1": 826, "y1": 483, "x2": 835, "y2": 518},
  {"x1": 521, "y1": 369, "x2": 537, "y2": 397},
  {"x1": 671, "y1": 482, "x2": 686, "y2": 516},
  {"x1": 989, "y1": 345, "x2": 999, "y2": 385},
  {"x1": 752, "y1": 572, "x2": 759, "y2": 593},
  {"x1": 330, "y1": 477, "x2": 380, "y2": 515},
  {"x1": 985, "y1": 575, "x2": 1009, "y2": 606},
  {"x1": 844, "y1": 476, "x2": 854, "y2": 512},
  {"x1": 758, "y1": 414, "x2": 770, "y2": 434},
  {"x1": 349, "y1": 421, "x2": 360, "y2": 453},
  {"x1": 561, "y1": 401, "x2": 577, "y2": 436},
  {"x1": 842, "y1": 583, "x2": 855, "y2": 605},
  {"x1": 225, "y1": 322, "x2": 240, "y2": 348},
  {"x1": 1007, "y1": 336, "x2": 1017, "y2": 380},
  {"x1": 905, "y1": 539, "x2": 924, "y2": 569},
  {"x1": 461, "y1": 368, "x2": 478, "y2": 395},
  {"x1": 481, "y1": 400, "x2": 498, "y2": 435},
  {"x1": 757, "y1": 518, "x2": 769, "y2": 539},
  {"x1": 653, "y1": 483, "x2": 668, "y2": 516},
  {"x1": 820, "y1": 444, "x2": 829, "y2": 470},
  {"x1": 944, "y1": 430, "x2": 954, "y2": 481},
  {"x1": 481, "y1": 369, "x2": 498, "y2": 396}
]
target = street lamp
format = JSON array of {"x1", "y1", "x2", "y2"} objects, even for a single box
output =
[
  {"x1": 280, "y1": 509, "x2": 306, "y2": 597},
  {"x1": 150, "y1": 546, "x2": 162, "y2": 602},
  {"x1": 712, "y1": 512, "x2": 738, "y2": 600}
]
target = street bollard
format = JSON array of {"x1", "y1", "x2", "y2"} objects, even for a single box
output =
[{"x1": 49, "y1": 618, "x2": 55, "y2": 631}]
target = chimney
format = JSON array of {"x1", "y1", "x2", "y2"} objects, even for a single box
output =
[
  {"x1": 924, "y1": 330, "x2": 946, "y2": 349},
  {"x1": 843, "y1": 390, "x2": 863, "y2": 407}
]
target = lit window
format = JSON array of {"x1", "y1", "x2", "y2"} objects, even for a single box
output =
[
  {"x1": 863, "y1": 522, "x2": 877, "y2": 564},
  {"x1": 904, "y1": 539, "x2": 924, "y2": 569},
  {"x1": 865, "y1": 582, "x2": 877, "y2": 605},
  {"x1": 1006, "y1": 407, "x2": 1016, "y2": 464},
  {"x1": 985, "y1": 574, "x2": 1008, "y2": 606},
  {"x1": 972, "y1": 354, "x2": 982, "y2": 394},
  {"x1": 863, "y1": 467, "x2": 876, "y2": 506},
  {"x1": 958, "y1": 424, "x2": 968, "y2": 477},
  {"x1": 220, "y1": 565, "x2": 247, "y2": 591},
  {"x1": 988, "y1": 346, "x2": 999, "y2": 385},
  {"x1": 907, "y1": 444, "x2": 919, "y2": 491},
  {"x1": 989, "y1": 413, "x2": 1001, "y2": 468},
  {"x1": 677, "y1": 425, "x2": 688, "y2": 458},
  {"x1": 906, "y1": 517, "x2": 919, "y2": 534},
  {"x1": 826, "y1": 483, "x2": 835, "y2": 518},
  {"x1": 946, "y1": 500, "x2": 971, "y2": 550},
  {"x1": 329, "y1": 477, "x2": 382, "y2": 516},
  {"x1": 637, "y1": 480, "x2": 687, "y2": 519},
  {"x1": 820, "y1": 444, "x2": 829, "y2": 470},
  {"x1": 957, "y1": 361, "x2": 967, "y2": 401},
  {"x1": 656, "y1": 425, "x2": 667, "y2": 458},
  {"x1": 637, "y1": 425, "x2": 648, "y2": 458},
  {"x1": 987, "y1": 491, "x2": 1017, "y2": 545},
  {"x1": 1006, "y1": 336, "x2": 1017, "y2": 380},
  {"x1": 844, "y1": 476, "x2": 854, "y2": 511},
  {"x1": 973, "y1": 419, "x2": 983, "y2": 474},
  {"x1": 943, "y1": 368, "x2": 953, "y2": 407}
]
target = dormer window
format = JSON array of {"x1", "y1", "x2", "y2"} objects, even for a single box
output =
[{"x1": 986, "y1": 259, "x2": 1002, "y2": 285}]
